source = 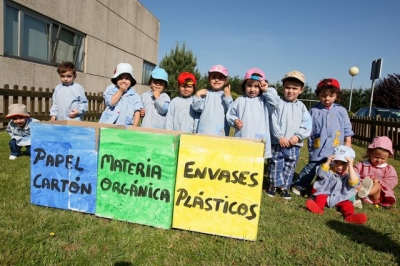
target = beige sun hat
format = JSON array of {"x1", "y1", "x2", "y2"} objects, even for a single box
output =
[{"x1": 6, "y1": 103, "x2": 30, "y2": 118}]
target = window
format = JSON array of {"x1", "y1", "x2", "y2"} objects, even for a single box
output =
[
  {"x1": 142, "y1": 61, "x2": 156, "y2": 84},
  {"x1": 4, "y1": 1, "x2": 85, "y2": 71}
]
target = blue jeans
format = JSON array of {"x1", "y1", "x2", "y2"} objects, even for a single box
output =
[
  {"x1": 292, "y1": 158, "x2": 326, "y2": 189},
  {"x1": 9, "y1": 139, "x2": 31, "y2": 157}
]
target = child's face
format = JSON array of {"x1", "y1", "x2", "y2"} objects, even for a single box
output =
[
  {"x1": 283, "y1": 81, "x2": 303, "y2": 102},
  {"x1": 333, "y1": 160, "x2": 348, "y2": 174},
  {"x1": 150, "y1": 79, "x2": 166, "y2": 93},
  {"x1": 179, "y1": 84, "x2": 194, "y2": 98},
  {"x1": 116, "y1": 74, "x2": 132, "y2": 88},
  {"x1": 245, "y1": 80, "x2": 261, "y2": 98},
  {"x1": 368, "y1": 148, "x2": 390, "y2": 167},
  {"x1": 59, "y1": 70, "x2": 76, "y2": 86},
  {"x1": 208, "y1": 72, "x2": 227, "y2": 91},
  {"x1": 11, "y1": 116, "x2": 27, "y2": 128},
  {"x1": 318, "y1": 92, "x2": 337, "y2": 107}
]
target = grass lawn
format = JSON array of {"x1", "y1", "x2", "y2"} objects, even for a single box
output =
[{"x1": 1, "y1": 130, "x2": 400, "y2": 265}]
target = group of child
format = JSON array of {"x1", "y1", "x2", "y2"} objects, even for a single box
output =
[{"x1": 5, "y1": 61, "x2": 398, "y2": 226}]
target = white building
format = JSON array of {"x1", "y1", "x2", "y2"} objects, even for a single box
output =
[{"x1": 0, "y1": 0, "x2": 159, "y2": 94}]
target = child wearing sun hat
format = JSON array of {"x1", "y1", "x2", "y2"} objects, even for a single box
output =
[
  {"x1": 6, "y1": 103, "x2": 39, "y2": 160},
  {"x1": 99, "y1": 63, "x2": 143, "y2": 126},
  {"x1": 355, "y1": 136, "x2": 398, "y2": 207}
]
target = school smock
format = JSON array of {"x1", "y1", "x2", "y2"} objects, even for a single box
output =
[
  {"x1": 193, "y1": 90, "x2": 233, "y2": 136},
  {"x1": 50, "y1": 83, "x2": 88, "y2": 121},
  {"x1": 165, "y1": 96, "x2": 199, "y2": 133},
  {"x1": 140, "y1": 91, "x2": 170, "y2": 129},
  {"x1": 270, "y1": 98, "x2": 312, "y2": 147},
  {"x1": 307, "y1": 103, "x2": 353, "y2": 161},
  {"x1": 355, "y1": 160, "x2": 398, "y2": 206},
  {"x1": 6, "y1": 118, "x2": 39, "y2": 146},
  {"x1": 313, "y1": 164, "x2": 359, "y2": 208},
  {"x1": 99, "y1": 85, "x2": 143, "y2": 125},
  {"x1": 226, "y1": 88, "x2": 279, "y2": 158}
]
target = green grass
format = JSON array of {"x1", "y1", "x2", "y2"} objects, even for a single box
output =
[{"x1": 1, "y1": 130, "x2": 400, "y2": 265}]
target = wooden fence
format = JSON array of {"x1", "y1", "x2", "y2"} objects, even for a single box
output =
[
  {"x1": 351, "y1": 116, "x2": 400, "y2": 155},
  {"x1": 1, "y1": 84, "x2": 400, "y2": 154},
  {"x1": 0, "y1": 84, "x2": 104, "y2": 127}
]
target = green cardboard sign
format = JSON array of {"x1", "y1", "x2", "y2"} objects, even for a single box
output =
[{"x1": 96, "y1": 128, "x2": 179, "y2": 229}]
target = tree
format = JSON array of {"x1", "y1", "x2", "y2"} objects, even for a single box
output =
[
  {"x1": 373, "y1": 73, "x2": 400, "y2": 109},
  {"x1": 159, "y1": 42, "x2": 201, "y2": 98}
]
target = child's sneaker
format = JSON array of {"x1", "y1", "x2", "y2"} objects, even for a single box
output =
[
  {"x1": 291, "y1": 186, "x2": 304, "y2": 196},
  {"x1": 358, "y1": 177, "x2": 373, "y2": 198},
  {"x1": 266, "y1": 187, "x2": 276, "y2": 197},
  {"x1": 280, "y1": 189, "x2": 291, "y2": 200},
  {"x1": 344, "y1": 213, "x2": 367, "y2": 224},
  {"x1": 9, "y1": 155, "x2": 17, "y2": 160},
  {"x1": 353, "y1": 199, "x2": 363, "y2": 209},
  {"x1": 306, "y1": 199, "x2": 323, "y2": 214}
]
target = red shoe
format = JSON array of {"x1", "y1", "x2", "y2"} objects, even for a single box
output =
[
  {"x1": 344, "y1": 213, "x2": 368, "y2": 225},
  {"x1": 306, "y1": 199, "x2": 323, "y2": 214}
]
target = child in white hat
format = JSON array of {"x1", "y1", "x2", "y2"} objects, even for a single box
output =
[
  {"x1": 99, "y1": 63, "x2": 143, "y2": 126},
  {"x1": 140, "y1": 68, "x2": 170, "y2": 129},
  {"x1": 6, "y1": 104, "x2": 39, "y2": 160},
  {"x1": 306, "y1": 146, "x2": 367, "y2": 224}
]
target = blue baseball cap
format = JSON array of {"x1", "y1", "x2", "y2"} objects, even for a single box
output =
[{"x1": 150, "y1": 68, "x2": 169, "y2": 83}]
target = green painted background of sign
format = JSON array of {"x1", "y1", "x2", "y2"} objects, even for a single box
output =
[{"x1": 96, "y1": 128, "x2": 179, "y2": 229}]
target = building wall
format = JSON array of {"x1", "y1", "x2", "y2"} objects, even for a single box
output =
[{"x1": 0, "y1": 0, "x2": 159, "y2": 94}]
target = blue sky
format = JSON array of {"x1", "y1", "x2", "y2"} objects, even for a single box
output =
[{"x1": 139, "y1": 0, "x2": 400, "y2": 90}]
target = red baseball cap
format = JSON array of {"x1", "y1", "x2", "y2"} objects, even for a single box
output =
[
  {"x1": 178, "y1": 72, "x2": 197, "y2": 85},
  {"x1": 317, "y1": 78, "x2": 340, "y2": 90}
]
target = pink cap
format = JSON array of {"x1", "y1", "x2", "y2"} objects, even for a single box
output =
[
  {"x1": 244, "y1": 68, "x2": 266, "y2": 81},
  {"x1": 368, "y1": 136, "x2": 394, "y2": 156},
  {"x1": 208, "y1": 65, "x2": 228, "y2": 77}
]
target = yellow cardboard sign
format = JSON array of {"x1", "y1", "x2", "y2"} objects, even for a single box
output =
[{"x1": 172, "y1": 134, "x2": 265, "y2": 240}]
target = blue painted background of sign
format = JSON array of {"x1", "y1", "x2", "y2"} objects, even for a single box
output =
[{"x1": 30, "y1": 123, "x2": 98, "y2": 213}]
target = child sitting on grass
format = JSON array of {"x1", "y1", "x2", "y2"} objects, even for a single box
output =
[
  {"x1": 355, "y1": 136, "x2": 398, "y2": 207},
  {"x1": 6, "y1": 104, "x2": 38, "y2": 160},
  {"x1": 306, "y1": 146, "x2": 367, "y2": 225}
]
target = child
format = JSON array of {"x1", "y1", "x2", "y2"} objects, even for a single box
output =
[
  {"x1": 99, "y1": 63, "x2": 143, "y2": 125},
  {"x1": 193, "y1": 65, "x2": 233, "y2": 136},
  {"x1": 306, "y1": 146, "x2": 367, "y2": 225},
  {"x1": 50, "y1": 61, "x2": 88, "y2": 121},
  {"x1": 292, "y1": 78, "x2": 354, "y2": 197},
  {"x1": 6, "y1": 104, "x2": 38, "y2": 160},
  {"x1": 140, "y1": 68, "x2": 170, "y2": 129},
  {"x1": 355, "y1": 136, "x2": 398, "y2": 207},
  {"x1": 267, "y1": 71, "x2": 312, "y2": 199},
  {"x1": 165, "y1": 72, "x2": 199, "y2": 133},
  {"x1": 226, "y1": 67, "x2": 279, "y2": 155}
]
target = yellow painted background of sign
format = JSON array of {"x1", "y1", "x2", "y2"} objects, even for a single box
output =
[{"x1": 172, "y1": 134, "x2": 265, "y2": 240}]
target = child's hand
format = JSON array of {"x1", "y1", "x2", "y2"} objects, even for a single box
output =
[
  {"x1": 196, "y1": 89, "x2": 208, "y2": 97},
  {"x1": 234, "y1": 119, "x2": 243, "y2": 130},
  {"x1": 260, "y1": 80, "x2": 268, "y2": 92},
  {"x1": 50, "y1": 116, "x2": 56, "y2": 121},
  {"x1": 152, "y1": 90, "x2": 161, "y2": 99},
  {"x1": 344, "y1": 156, "x2": 354, "y2": 165},
  {"x1": 140, "y1": 108, "x2": 146, "y2": 117},
  {"x1": 224, "y1": 84, "x2": 231, "y2": 97},
  {"x1": 68, "y1": 109, "x2": 79, "y2": 118},
  {"x1": 279, "y1": 137, "x2": 290, "y2": 148},
  {"x1": 326, "y1": 155, "x2": 335, "y2": 165},
  {"x1": 289, "y1": 135, "x2": 299, "y2": 146},
  {"x1": 118, "y1": 83, "x2": 129, "y2": 93}
]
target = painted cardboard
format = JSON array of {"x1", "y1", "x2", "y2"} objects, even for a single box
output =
[
  {"x1": 172, "y1": 134, "x2": 265, "y2": 240},
  {"x1": 96, "y1": 127, "x2": 180, "y2": 229},
  {"x1": 30, "y1": 121, "x2": 124, "y2": 213}
]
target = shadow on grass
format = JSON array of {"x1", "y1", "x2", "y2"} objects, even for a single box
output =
[{"x1": 327, "y1": 220, "x2": 400, "y2": 264}]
